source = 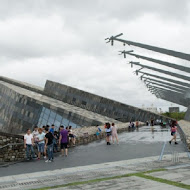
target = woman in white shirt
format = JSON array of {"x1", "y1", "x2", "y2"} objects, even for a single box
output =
[{"x1": 24, "y1": 129, "x2": 35, "y2": 160}]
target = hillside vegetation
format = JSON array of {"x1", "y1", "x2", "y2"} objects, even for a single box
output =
[{"x1": 162, "y1": 112, "x2": 186, "y2": 120}]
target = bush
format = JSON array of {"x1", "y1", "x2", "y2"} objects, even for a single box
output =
[{"x1": 162, "y1": 112, "x2": 186, "y2": 120}]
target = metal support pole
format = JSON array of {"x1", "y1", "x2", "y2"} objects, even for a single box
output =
[
  {"x1": 132, "y1": 62, "x2": 190, "y2": 82},
  {"x1": 120, "y1": 51, "x2": 190, "y2": 73},
  {"x1": 107, "y1": 33, "x2": 190, "y2": 61}
]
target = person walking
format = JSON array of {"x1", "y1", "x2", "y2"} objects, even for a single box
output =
[
  {"x1": 32, "y1": 126, "x2": 39, "y2": 156},
  {"x1": 59, "y1": 126, "x2": 69, "y2": 157},
  {"x1": 128, "y1": 121, "x2": 134, "y2": 129},
  {"x1": 49, "y1": 124, "x2": 55, "y2": 134},
  {"x1": 169, "y1": 122, "x2": 178, "y2": 145},
  {"x1": 66, "y1": 126, "x2": 70, "y2": 147},
  {"x1": 42, "y1": 126, "x2": 47, "y2": 159},
  {"x1": 53, "y1": 131, "x2": 59, "y2": 152},
  {"x1": 136, "y1": 121, "x2": 139, "y2": 129},
  {"x1": 37, "y1": 128, "x2": 45, "y2": 160},
  {"x1": 105, "y1": 123, "x2": 112, "y2": 145},
  {"x1": 32, "y1": 126, "x2": 39, "y2": 143},
  {"x1": 151, "y1": 119, "x2": 154, "y2": 126},
  {"x1": 57, "y1": 126, "x2": 63, "y2": 149},
  {"x1": 45, "y1": 127, "x2": 54, "y2": 162},
  {"x1": 68, "y1": 126, "x2": 76, "y2": 146},
  {"x1": 95, "y1": 125, "x2": 102, "y2": 139},
  {"x1": 111, "y1": 123, "x2": 119, "y2": 144},
  {"x1": 42, "y1": 126, "x2": 46, "y2": 133},
  {"x1": 24, "y1": 129, "x2": 35, "y2": 160}
]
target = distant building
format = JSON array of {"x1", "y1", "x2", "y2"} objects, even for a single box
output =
[
  {"x1": 143, "y1": 107, "x2": 159, "y2": 114},
  {"x1": 169, "y1": 107, "x2": 179, "y2": 113}
]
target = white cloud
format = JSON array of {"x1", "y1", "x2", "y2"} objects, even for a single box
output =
[{"x1": 0, "y1": 0, "x2": 189, "y2": 112}]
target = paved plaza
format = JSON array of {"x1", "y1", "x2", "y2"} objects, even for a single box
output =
[
  {"x1": 0, "y1": 125, "x2": 187, "y2": 176},
  {"x1": 51, "y1": 175, "x2": 189, "y2": 190},
  {"x1": 0, "y1": 154, "x2": 189, "y2": 190},
  {"x1": 0, "y1": 125, "x2": 189, "y2": 189}
]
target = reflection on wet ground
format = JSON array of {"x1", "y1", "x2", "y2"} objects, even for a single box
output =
[
  {"x1": 0, "y1": 125, "x2": 187, "y2": 177},
  {"x1": 118, "y1": 125, "x2": 180, "y2": 143}
]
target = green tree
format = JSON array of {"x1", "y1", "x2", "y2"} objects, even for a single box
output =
[{"x1": 162, "y1": 112, "x2": 186, "y2": 120}]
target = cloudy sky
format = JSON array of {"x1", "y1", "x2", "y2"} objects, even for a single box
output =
[{"x1": 0, "y1": 0, "x2": 190, "y2": 112}]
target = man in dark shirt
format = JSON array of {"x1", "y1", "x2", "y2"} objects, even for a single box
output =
[
  {"x1": 59, "y1": 127, "x2": 68, "y2": 157},
  {"x1": 45, "y1": 127, "x2": 54, "y2": 162}
]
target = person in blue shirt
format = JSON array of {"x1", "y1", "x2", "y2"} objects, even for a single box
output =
[
  {"x1": 98, "y1": 125, "x2": 102, "y2": 133},
  {"x1": 95, "y1": 125, "x2": 102, "y2": 139},
  {"x1": 49, "y1": 124, "x2": 55, "y2": 151},
  {"x1": 49, "y1": 124, "x2": 55, "y2": 134}
]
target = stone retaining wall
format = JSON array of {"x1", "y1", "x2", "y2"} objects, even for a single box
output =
[
  {"x1": 0, "y1": 132, "x2": 25, "y2": 162},
  {"x1": 74, "y1": 122, "x2": 143, "y2": 145},
  {"x1": 0, "y1": 122, "x2": 143, "y2": 162}
]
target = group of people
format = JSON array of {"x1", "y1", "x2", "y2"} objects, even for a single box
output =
[
  {"x1": 104, "y1": 121, "x2": 140, "y2": 145},
  {"x1": 24, "y1": 124, "x2": 76, "y2": 162},
  {"x1": 146, "y1": 119, "x2": 154, "y2": 126},
  {"x1": 24, "y1": 120, "x2": 179, "y2": 162},
  {"x1": 104, "y1": 123, "x2": 119, "y2": 145},
  {"x1": 128, "y1": 121, "x2": 139, "y2": 129}
]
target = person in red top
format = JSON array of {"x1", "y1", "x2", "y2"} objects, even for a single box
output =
[{"x1": 169, "y1": 121, "x2": 178, "y2": 145}]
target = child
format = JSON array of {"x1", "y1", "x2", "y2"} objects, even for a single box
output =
[{"x1": 96, "y1": 125, "x2": 102, "y2": 139}]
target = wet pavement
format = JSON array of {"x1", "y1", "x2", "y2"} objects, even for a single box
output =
[{"x1": 0, "y1": 125, "x2": 187, "y2": 177}]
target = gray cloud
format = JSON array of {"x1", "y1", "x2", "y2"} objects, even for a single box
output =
[
  {"x1": 0, "y1": 0, "x2": 189, "y2": 112},
  {"x1": 0, "y1": 0, "x2": 189, "y2": 21}
]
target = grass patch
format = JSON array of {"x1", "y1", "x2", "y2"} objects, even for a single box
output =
[
  {"x1": 32, "y1": 173, "x2": 135, "y2": 190},
  {"x1": 136, "y1": 173, "x2": 190, "y2": 189},
  {"x1": 32, "y1": 168, "x2": 190, "y2": 190},
  {"x1": 143, "y1": 168, "x2": 167, "y2": 174}
]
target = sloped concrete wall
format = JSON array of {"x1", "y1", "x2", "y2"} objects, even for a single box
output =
[
  {"x1": 0, "y1": 82, "x2": 42, "y2": 133},
  {"x1": 44, "y1": 80, "x2": 171, "y2": 123}
]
